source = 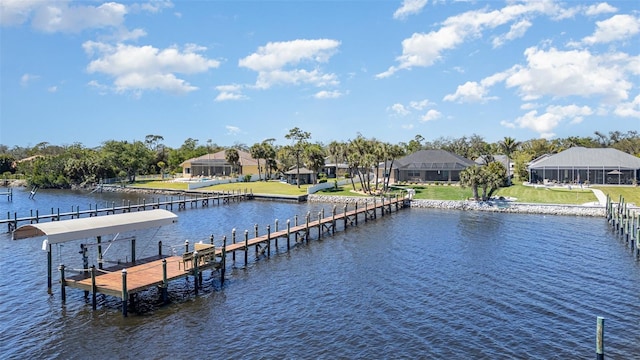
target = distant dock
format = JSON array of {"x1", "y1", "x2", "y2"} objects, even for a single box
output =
[{"x1": 1, "y1": 190, "x2": 251, "y2": 233}]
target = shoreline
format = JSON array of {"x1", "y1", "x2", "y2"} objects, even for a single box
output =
[{"x1": 308, "y1": 194, "x2": 607, "y2": 217}]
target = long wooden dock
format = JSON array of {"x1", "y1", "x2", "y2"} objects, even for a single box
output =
[
  {"x1": 59, "y1": 196, "x2": 409, "y2": 316},
  {"x1": 1, "y1": 190, "x2": 251, "y2": 233}
]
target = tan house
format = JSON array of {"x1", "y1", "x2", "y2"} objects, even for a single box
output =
[{"x1": 180, "y1": 150, "x2": 259, "y2": 178}]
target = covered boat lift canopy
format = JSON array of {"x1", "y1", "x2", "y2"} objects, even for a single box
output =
[
  {"x1": 12, "y1": 209, "x2": 178, "y2": 294},
  {"x1": 13, "y1": 209, "x2": 178, "y2": 243}
]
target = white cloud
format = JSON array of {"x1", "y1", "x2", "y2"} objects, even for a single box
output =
[
  {"x1": 239, "y1": 39, "x2": 340, "y2": 90},
  {"x1": 443, "y1": 81, "x2": 496, "y2": 103},
  {"x1": 504, "y1": 104, "x2": 593, "y2": 137},
  {"x1": 393, "y1": 0, "x2": 428, "y2": 20},
  {"x1": 32, "y1": 2, "x2": 127, "y2": 33},
  {"x1": 614, "y1": 94, "x2": 640, "y2": 118},
  {"x1": 388, "y1": 103, "x2": 411, "y2": 116},
  {"x1": 401, "y1": 124, "x2": 415, "y2": 130},
  {"x1": 520, "y1": 103, "x2": 539, "y2": 110},
  {"x1": 584, "y1": 3, "x2": 618, "y2": 16},
  {"x1": 47, "y1": 86, "x2": 58, "y2": 93},
  {"x1": 215, "y1": 84, "x2": 247, "y2": 101},
  {"x1": 377, "y1": 1, "x2": 570, "y2": 78},
  {"x1": 314, "y1": 90, "x2": 343, "y2": 99},
  {"x1": 1, "y1": 1, "x2": 170, "y2": 34},
  {"x1": 581, "y1": 14, "x2": 640, "y2": 45},
  {"x1": 225, "y1": 125, "x2": 241, "y2": 135},
  {"x1": 84, "y1": 42, "x2": 220, "y2": 94},
  {"x1": 20, "y1": 73, "x2": 39, "y2": 87},
  {"x1": 215, "y1": 92, "x2": 247, "y2": 102},
  {"x1": 492, "y1": 19, "x2": 532, "y2": 48},
  {"x1": 421, "y1": 109, "x2": 442, "y2": 122},
  {"x1": 503, "y1": 47, "x2": 633, "y2": 103},
  {"x1": 409, "y1": 99, "x2": 434, "y2": 110},
  {"x1": 239, "y1": 39, "x2": 339, "y2": 72}
]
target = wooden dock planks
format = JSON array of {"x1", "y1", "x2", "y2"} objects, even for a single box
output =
[{"x1": 68, "y1": 256, "x2": 197, "y2": 298}]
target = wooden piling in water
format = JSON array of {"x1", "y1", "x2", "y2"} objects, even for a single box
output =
[
  {"x1": 121, "y1": 269, "x2": 128, "y2": 317},
  {"x1": 596, "y1": 316, "x2": 604, "y2": 360}
]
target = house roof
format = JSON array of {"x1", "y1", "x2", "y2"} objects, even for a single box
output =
[
  {"x1": 284, "y1": 167, "x2": 315, "y2": 175},
  {"x1": 529, "y1": 147, "x2": 640, "y2": 169},
  {"x1": 180, "y1": 149, "x2": 258, "y2": 167},
  {"x1": 395, "y1": 150, "x2": 476, "y2": 170}
]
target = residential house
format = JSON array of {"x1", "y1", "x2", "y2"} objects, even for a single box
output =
[
  {"x1": 528, "y1": 147, "x2": 640, "y2": 185},
  {"x1": 393, "y1": 150, "x2": 476, "y2": 183},
  {"x1": 180, "y1": 150, "x2": 259, "y2": 178}
]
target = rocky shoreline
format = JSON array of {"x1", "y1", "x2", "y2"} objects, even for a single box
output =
[{"x1": 307, "y1": 194, "x2": 606, "y2": 217}]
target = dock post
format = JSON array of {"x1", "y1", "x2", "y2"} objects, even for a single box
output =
[
  {"x1": 193, "y1": 251, "x2": 200, "y2": 295},
  {"x1": 244, "y1": 230, "x2": 249, "y2": 266},
  {"x1": 364, "y1": 201, "x2": 368, "y2": 223},
  {"x1": 596, "y1": 316, "x2": 604, "y2": 360},
  {"x1": 121, "y1": 269, "x2": 128, "y2": 317},
  {"x1": 275, "y1": 220, "x2": 279, "y2": 248},
  {"x1": 232, "y1": 229, "x2": 236, "y2": 262},
  {"x1": 161, "y1": 259, "x2": 168, "y2": 304},
  {"x1": 91, "y1": 265, "x2": 97, "y2": 310},
  {"x1": 81, "y1": 244, "x2": 89, "y2": 299},
  {"x1": 318, "y1": 212, "x2": 322, "y2": 239},
  {"x1": 46, "y1": 242, "x2": 52, "y2": 295},
  {"x1": 305, "y1": 212, "x2": 310, "y2": 242},
  {"x1": 221, "y1": 236, "x2": 227, "y2": 285},
  {"x1": 158, "y1": 241, "x2": 163, "y2": 257},
  {"x1": 131, "y1": 237, "x2": 136, "y2": 263},
  {"x1": 373, "y1": 198, "x2": 377, "y2": 219},
  {"x1": 294, "y1": 215, "x2": 299, "y2": 242},
  {"x1": 59, "y1": 264, "x2": 66, "y2": 303},
  {"x1": 275, "y1": 219, "x2": 279, "y2": 232},
  {"x1": 381, "y1": 197, "x2": 384, "y2": 217},
  {"x1": 254, "y1": 224, "x2": 259, "y2": 257},
  {"x1": 267, "y1": 225, "x2": 271, "y2": 257},
  {"x1": 332, "y1": 205, "x2": 336, "y2": 234},
  {"x1": 97, "y1": 236, "x2": 103, "y2": 270},
  {"x1": 185, "y1": 240, "x2": 190, "y2": 253},
  {"x1": 287, "y1": 219, "x2": 291, "y2": 250},
  {"x1": 355, "y1": 202, "x2": 359, "y2": 225},
  {"x1": 210, "y1": 234, "x2": 215, "y2": 245},
  {"x1": 343, "y1": 204, "x2": 347, "y2": 229}
]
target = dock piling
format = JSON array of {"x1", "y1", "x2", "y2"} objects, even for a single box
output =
[
  {"x1": 91, "y1": 266, "x2": 97, "y2": 310},
  {"x1": 596, "y1": 316, "x2": 604, "y2": 360},
  {"x1": 121, "y1": 269, "x2": 128, "y2": 317},
  {"x1": 59, "y1": 264, "x2": 66, "y2": 303}
]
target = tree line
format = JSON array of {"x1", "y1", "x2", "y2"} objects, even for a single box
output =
[{"x1": 1, "y1": 129, "x2": 638, "y2": 193}]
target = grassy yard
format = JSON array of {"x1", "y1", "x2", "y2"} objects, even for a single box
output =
[
  {"x1": 493, "y1": 184, "x2": 597, "y2": 204},
  {"x1": 391, "y1": 184, "x2": 473, "y2": 200},
  {"x1": 131, "y1": 179, "x2": 638, "y2": 205},
  {"x1": 592, "y1": 186, "x2": 640, "y2": 206}
]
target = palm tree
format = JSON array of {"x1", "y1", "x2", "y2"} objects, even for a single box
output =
[
  {"x1": 460, "y1": 165, "x2": 484, "y2": 201},
  {"x1": 225, "y1": 148, "x2": 240, "y2": 176},
  {"x1": 499, "y1": 136, "x2": 520, "y2": 185}
]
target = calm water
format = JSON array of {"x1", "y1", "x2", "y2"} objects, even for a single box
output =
[{"x1": 0, "y1": 188, "x2": 639, "y2": 359}]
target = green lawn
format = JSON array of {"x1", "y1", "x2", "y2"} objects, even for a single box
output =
[
  {"x1": 391, "y1": 184, "x2": 473, "y2": 200},
  {"x1": 131, "y1": 179, "x2": 638, "y2": 205},
  {"x1": 493, "y1": 184, "x2": 597, "y2": 204},
  {"x1": 592, "y1": 186, "x2": 640, "y2": 205}
]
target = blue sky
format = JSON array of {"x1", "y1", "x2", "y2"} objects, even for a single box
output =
[{"x1": 1, "y1": 0, "x2": 638, "y2": 149}]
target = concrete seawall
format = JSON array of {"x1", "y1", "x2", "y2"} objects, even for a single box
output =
[{"x1": 308, "y1": 195, "x2": 606, "y2": 217}]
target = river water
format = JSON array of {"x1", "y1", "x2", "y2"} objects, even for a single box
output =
[{"x1": 0, "y1": 188, "x2": 638, "y2": 359}]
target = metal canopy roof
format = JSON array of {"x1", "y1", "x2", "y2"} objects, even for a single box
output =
[{"x1": 12, "y1": 209, "x2": 178, "y2": 244}]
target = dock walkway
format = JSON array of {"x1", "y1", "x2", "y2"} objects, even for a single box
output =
[{"x1": 59, "y1": 196, "x2": 408, "y2": 316}]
